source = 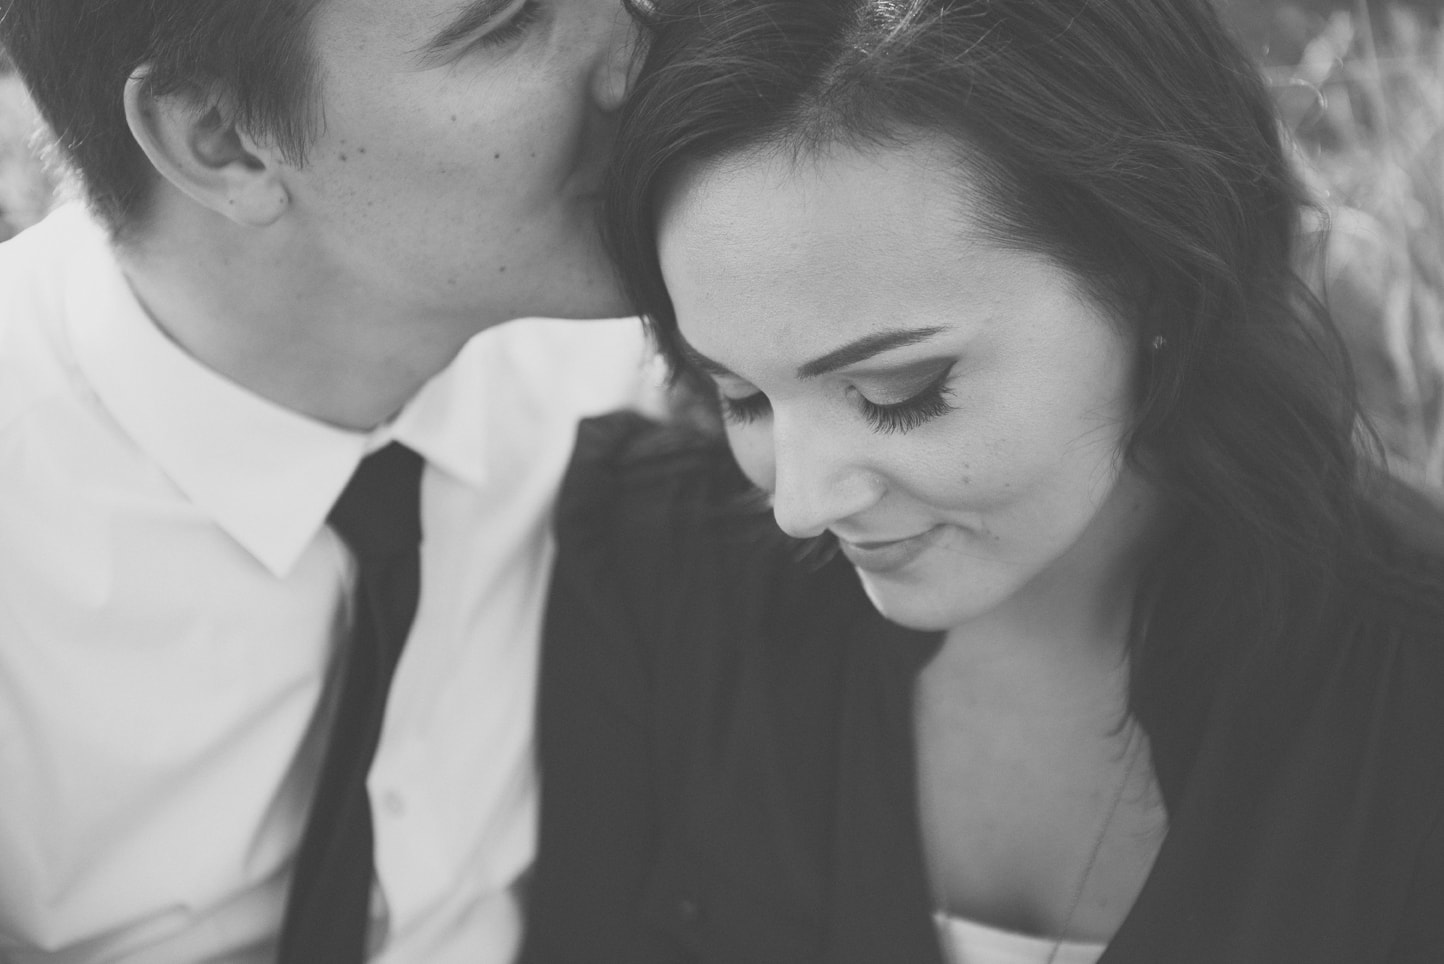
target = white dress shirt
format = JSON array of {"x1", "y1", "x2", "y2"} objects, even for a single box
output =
[
  {"x1": 0, "y1": 206, "x2": 655, "y2": 963},
  {"x1": 933, "y1": 913, "x2": 1107, "y2": 964}
]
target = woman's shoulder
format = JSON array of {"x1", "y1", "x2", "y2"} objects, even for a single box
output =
[
  {"x1": 556, "y1": 410, "x2": 766, "y2": 550},
  {"x1": 1353, "y1": 474, "x2": 1444, "y2": 638},
  {"x1": 560, "y1": 410, "x2": 738, "y2": 499},
  {"x1": 551, "y1": 411, "x2": 807, "y2": 640},
  {"x1": 1322, "y1": 480, "x2": 1444, "y2": 741}
]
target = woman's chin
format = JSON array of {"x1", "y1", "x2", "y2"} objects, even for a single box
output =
[{"x1": 853, "y1": 570, "x2": 978, "y2": 634}]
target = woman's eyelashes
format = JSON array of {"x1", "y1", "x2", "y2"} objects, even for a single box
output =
[
  {"x1": 859, "y1": 370, "x2": 956, "y2": 434},
  {"x1": 716, "y1": 365, "x2": 957, "y2": 435},
  {"x1": 717, "y1": 391, "x2": 772, "y2": 425}
]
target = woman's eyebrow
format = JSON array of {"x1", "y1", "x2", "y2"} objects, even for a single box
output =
[
  {"x1": 796, "y1": 327, "x2": 946, "y2": 379},
  {"x1": 679, "y1": 326, "x2": 948, "y2": 380}
]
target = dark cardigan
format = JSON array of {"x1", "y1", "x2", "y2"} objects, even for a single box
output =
[{"x1": 521, "y1": 413, "x2": 1444, "y2": 964}]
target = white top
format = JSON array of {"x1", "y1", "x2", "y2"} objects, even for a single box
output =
[
  {"x1": 934, "y1": 912, "x2": 1108, "y2": 964},
  {"x1": 0, "y1": 206, "x2": 656, "y2": 964}
]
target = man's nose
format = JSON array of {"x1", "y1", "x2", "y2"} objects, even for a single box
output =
[{"x1": 767, "y1": 419, "x2": 883, "y2": 540}]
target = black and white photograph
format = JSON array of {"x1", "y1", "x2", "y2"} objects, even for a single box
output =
[{"x1": 0, "y1": 0, "x2": 1442, "y2": 961}]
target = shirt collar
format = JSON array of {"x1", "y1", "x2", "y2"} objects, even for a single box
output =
[
  {"x1": 387, "y1": 337, "x2": 491, "y2": 493},
  {"x1": 63, "y1": 212, "x2": 490, "y2": 578}
]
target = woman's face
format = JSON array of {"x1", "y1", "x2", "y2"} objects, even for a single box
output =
[{"x1": 657, "y1": 139, "x2": 1158, "y2": 633}]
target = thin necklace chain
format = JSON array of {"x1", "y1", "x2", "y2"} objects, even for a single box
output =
[{"x1": 926, "y1": 720, "x2": 1141, "y2": 964}]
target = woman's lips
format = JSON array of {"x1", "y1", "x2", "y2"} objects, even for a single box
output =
[{"x1": 836, "y1": 526, "x2": 944, "y2": 574}]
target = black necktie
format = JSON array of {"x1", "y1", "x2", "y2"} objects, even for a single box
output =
[{"x1": 278, "y1": 441, "x2": 425, "y2": 964}]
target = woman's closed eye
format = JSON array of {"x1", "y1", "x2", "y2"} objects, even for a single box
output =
[
  {"x1": 717, "y1": 390, "x2": 772, "y2": 425},
  {"x1": 716, "y1": 364, "x2": 957, "y2": 435},
  {"x1": 858, "y1": 366, "x2": 956, "y2": 434}
]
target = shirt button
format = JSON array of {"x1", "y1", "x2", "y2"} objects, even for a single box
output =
[{"x1": 381, "y1": 790, "x2": 406, "y2": 817}]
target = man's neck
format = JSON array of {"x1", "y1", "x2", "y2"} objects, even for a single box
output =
[{"x1": 116, "y1": 204, "x2": 492, "y2": 431}]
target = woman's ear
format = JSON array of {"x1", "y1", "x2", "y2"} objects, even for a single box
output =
[{"x1": 123, "y1": 68, "x2": 291, "y2": 227}]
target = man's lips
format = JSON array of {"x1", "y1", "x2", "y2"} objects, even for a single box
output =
[{"x1": 835, "y1": 525, "x2": 945, "y2": 574}]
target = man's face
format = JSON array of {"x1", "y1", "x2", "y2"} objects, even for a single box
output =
[{"x1": 279, "y1": 0, "x2": 635, "y2": 327}]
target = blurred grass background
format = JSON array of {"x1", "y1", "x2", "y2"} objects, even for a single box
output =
[
  {"x1": 1, "y1": 1, "x2": 1442, "y2": 486},
  {"x1": 1248, "y1": 1, "x2": 1444, "y2": 489}
]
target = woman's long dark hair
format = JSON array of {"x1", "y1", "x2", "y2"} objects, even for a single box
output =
[{"x1": 605, "y1": 0, "x2": 1412, "y2": 783}]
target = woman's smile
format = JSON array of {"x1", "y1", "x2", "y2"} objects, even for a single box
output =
[{"x1": 836, "y1": 525, "x2": 948, "y2": 574}]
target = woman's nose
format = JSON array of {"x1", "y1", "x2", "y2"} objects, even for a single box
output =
[{"x1": 767, "y1": 420, "x2": 883, "y2": 539}]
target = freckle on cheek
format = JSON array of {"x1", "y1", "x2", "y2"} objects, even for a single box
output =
[
  {"x1": 498, "y1": 265, "x2": 507, "y2": 274},
  {"x1": 493, "y1": 152, "x2": 501, "y2": 160}
]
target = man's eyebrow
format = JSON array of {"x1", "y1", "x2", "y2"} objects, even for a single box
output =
[
  {"x1": 677, "y1": 326, "x2": 947, "y2": 381},
  {"x1": 795, "y1": 327, "x2": 946, "y2": 379},
  {"x1": 417, "y1": 0, "x2": 513, "y2": 58}
]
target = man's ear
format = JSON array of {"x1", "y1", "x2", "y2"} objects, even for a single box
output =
[{"x1": 123, "y1": 68, "x2": 291, "y2": 228}]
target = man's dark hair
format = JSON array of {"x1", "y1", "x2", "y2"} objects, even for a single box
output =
[{"x1": 0, "y1": 0, "x2": 327, "y2": 235}]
